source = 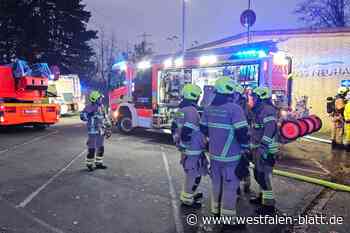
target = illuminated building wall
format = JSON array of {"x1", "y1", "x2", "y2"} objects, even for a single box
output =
[{"x1": 191, "y1": 28, "x2": 350, "y2": 132}]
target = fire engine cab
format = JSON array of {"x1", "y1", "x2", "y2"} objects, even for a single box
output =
[{"x1": 109, "y1": 41, "x2": 321, "y2": 141}]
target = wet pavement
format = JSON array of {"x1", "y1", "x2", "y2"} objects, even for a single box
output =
[
  {"x1": 0, "y1": 117, "x2": 348, "y2": 233},
  {"x1": 279, "y1": 139, "x2": 350, "y2": 185}
]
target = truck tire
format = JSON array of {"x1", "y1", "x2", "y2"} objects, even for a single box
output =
[{"x1": 118, "y1": 116, "x2": 133, "y2": 134}]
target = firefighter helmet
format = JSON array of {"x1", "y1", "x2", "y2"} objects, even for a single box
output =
[
  {"x1": 253, "y1": 87, "x2": 271, "y2": 100},
  {"x1": 182, "y1": 84, "x2": 202, "y2": 100},
  {"x1": 89, "y1": 91, "x2": 102, "y2": 103},
  {"x1": 214, "y1": 76, "x2": 236, "y2": 94}
]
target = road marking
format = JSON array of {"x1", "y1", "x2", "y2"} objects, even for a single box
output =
[
  {"x1": 16, "y1": 149, "x2": 86, "y2": 208},
  {"x1": 311, "y1": 159, "x2": 331, "y2": 175},
  {"x1": 0, "y1": 196, "x2": 66, "y2": 233},
  {"x1": 161, "y1": 146, "x2": 184, "y2": 233},
  {"x1": 0, "y1": 130, "x2": 59, "y2": 155}
]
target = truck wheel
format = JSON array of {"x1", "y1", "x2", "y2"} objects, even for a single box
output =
[{"x1": 118, "y1": 116, "x2": 133, "y2": 134}]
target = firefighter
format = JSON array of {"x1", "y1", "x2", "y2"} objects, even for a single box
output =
[
  {"x1": 200, "y1": 77, "x2": 248, "y2": 227},
  {"x1": 248, "y1": 87, "x2": 279, "y2": 215},
  {"x1": 172, "y1": 84, "x2": 207, "y2": 208},
  {"x1": 330, "y1": 87, "x2": 348, "y2": 149},
  {"x1": 343, "y1": 92, "x2": 350, "y2": 152},
  {"x1": 80, "y1": 91, "x2": 112, "y2": 171},
  {"x1": 230, "y1": 82, "x2": 251, "y2": 194}
]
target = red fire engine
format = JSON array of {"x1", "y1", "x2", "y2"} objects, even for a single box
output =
[
  {"x1": 0, "y1": 60, "x2": 60, "y2": 129},
  {"x1": 109, "y1": 41, "x2": 321, "y2": 141}
]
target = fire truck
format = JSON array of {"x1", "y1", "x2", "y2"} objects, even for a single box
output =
[
  {"x1": 109, "y1": 41, "x2": 321, "y2": 141},
  {"x1": 0, "y1": 60, "x2": 60, "y2": 129}
]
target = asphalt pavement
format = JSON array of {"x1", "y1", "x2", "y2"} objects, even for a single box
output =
[{"x1": 0, "y1": 117, "x2": 349, "y2": 233}]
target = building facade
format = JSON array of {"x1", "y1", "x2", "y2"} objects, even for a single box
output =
[{"x1": 190, "y1": 28, "x2": 350, "y2": 132}]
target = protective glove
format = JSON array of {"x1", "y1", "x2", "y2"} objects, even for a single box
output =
[
  {"x1": 257, "y1": 147, "x2": 276, "y2": 167},
  {"x1": 105, "y1": 129, "x2": 112, "y2": 139}
]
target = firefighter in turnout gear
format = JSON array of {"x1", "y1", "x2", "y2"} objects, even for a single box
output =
[
  {"x1": 249, "y1": 87, "x2": 279, "y2": 215},
  {"x1": 330, "y1": 87, "x2": 348, "y2": 149},
  {"x1": 80, "y1": 91, "x2": 112, "y2": 171},
  {"x1": 230, "y1": 82, "x2": 251, "y2": 194},
  {"x1": 343, "y1": 92, "x2": 350, "y2": 152},
  {"x1": 200, "y1": 77, "x2": 249, "y2": 229},
  {"x1": 172, "y1": 84, "x2": 208, "y2": 208}
]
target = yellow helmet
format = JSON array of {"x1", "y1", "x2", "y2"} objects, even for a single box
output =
[
  {"x1": 89, "y1": 90, "x2": 102, "y2": 103},
  {"x1": 338, "y1": 87, "x2": 349, "y2": 95},
  {"x1": 252, "y1": 87, "x2": 271, "y2": 100},
  {"x1": 182, "y1": 84, "x2": 202, "y2": 100},
  {"x1": 214, "y1": 76, "x2": 236, "y2": 94}
]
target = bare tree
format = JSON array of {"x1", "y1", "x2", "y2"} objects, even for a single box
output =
[
  {"x1": 92, "y1": 28, "x2": 119, "y2": 103},
  {"x1": 295, "y1": 0, "x2": 350, "y2": 27}
]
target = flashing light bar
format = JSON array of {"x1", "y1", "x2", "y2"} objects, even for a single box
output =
[
  {"x1": 234, "y1": 49, "x2": 268, "y2": 59},
  {"x1": 137, "y1": 60, "x2": 151, "y2": 70},
  {"x1": 199, "y1": 55, "x2": 218, "y2": 66},
  {"x1": 112, "y1": 61, "x2": 128, "y2": 71},
  {"x1": 174, "y1": 57, "x2": 184, "y2": 67}
]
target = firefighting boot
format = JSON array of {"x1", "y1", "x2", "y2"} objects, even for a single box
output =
[
  {"x1": 345, "y1": 145, "x2": 350, "y2": 152},
  {"x1": 249, "y1": 193, "x2": 262, "y2": 205},
  {"x1": 221, "y1": 210, "x2": 246, "y2": 230},
  {"x1": 95, "y1": 147, "x2": 107, "y2": 169},
  {"x1": 86, "y1": 149, "x2": 95, "y2": 172},
  {"x1": 180, "y1": 191, "x2": 202, "y2": 209},
  {"x1": 193, "y1": 193, "x2": 203, "y2": 202}
]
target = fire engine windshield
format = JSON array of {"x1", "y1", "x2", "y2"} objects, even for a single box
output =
[
  {"x1": 109, "y1": 69, "x2": 126, "y2": 90},
  {"x1": 192, "y1": 63, "x2": 260, "y2": 104},
  {"x1": 192, "y1": 63, "x2": 260, "y2": 90},
  {"x1": 133, "y1": 69, "x2": 153, "y2": 108}
]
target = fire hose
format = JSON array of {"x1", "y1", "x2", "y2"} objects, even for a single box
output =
[
  {"x1": 273, "y1": 169, "x2": 350, "y2": 193},
  {"x1": 249, "y1": 164, "x2": 350, "y2": 193}
]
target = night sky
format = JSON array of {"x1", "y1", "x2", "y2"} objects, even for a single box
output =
[{"x1": 83, "y1": 0, "x2": 302, "y2": 54}]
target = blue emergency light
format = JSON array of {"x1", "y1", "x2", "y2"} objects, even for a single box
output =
[
  {"x1": 234, "y1": 49, "x2": 267, "y2": 59},
  {"x1": 341, "y1": 79, "x2": 350, "y2": 87}
]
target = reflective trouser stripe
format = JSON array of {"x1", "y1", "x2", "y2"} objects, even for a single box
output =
[
  {"x1": 221, "y1": 208, "x2": 237, "y2": 217},
  {"x1": 262, "y1": 190, "x2": 275, "y2": 206},
  {"x1": 211, "y1": 200, "x2": 220, "y2": 215},
  {"x1": 95, "y1": 156, "x2": 103, "y2": 163},
  {"x1": 262, "y1": 136, "x2": 273, "y2": 144},
  {"x1": 86, "y1": 158, "x2": 94, "y2": 165},
  {"x1": 180, "y1": 191, "x2": 194, "y2": 205}
]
